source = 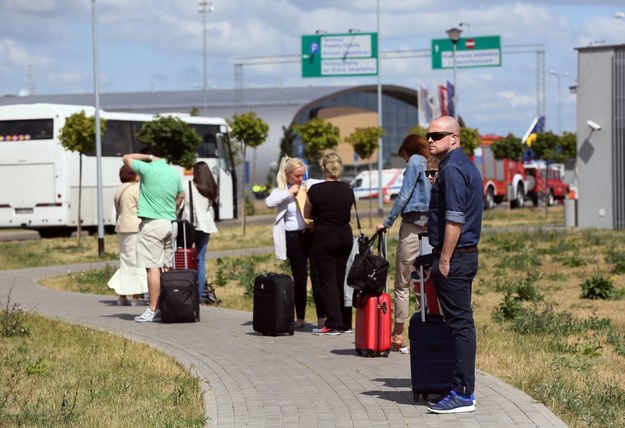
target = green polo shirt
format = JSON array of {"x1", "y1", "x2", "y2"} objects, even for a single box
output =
[{"x1": 131, "y1": 159, "x2": 183, "y2": 221}]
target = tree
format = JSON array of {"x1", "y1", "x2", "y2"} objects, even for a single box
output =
[
  {"x1": 491, "y1": 133, "x2": 524, "y2": 161},
  {"x1": 227, "y1": 111, "x2": 269, "y2": 235},
  {"x1": 294, "y1": 118, "x2": 340, "y2": 167},
  {"x1": 408, "y1": 124, "x2": 428, "y2": 139},
  {"x1": 459, "y1": 127, "x2": 481, "y2": 157},
  {"x1": 490, "y1": 133, "x2": 524, "y2": 211},
  {"x1": 136, "y1": 116, "x2": 200, "y2": 169},
  {"x1": 531, "y1": 131, "x2": 577, "y2": 215},
  {"x1": 58, "y1": 111, "x2": 106, "y2": 245},
  {"x1": 345, "y1": 127, "x2": 383, "y2": 226}
]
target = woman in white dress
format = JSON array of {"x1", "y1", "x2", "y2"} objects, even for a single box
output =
[{"x1": 107, "y1": 164, "x2": 148, "y2": 305}]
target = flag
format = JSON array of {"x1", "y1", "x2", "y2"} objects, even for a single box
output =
[
  {"x1": 522, "y1": 116, "x2": 545, "y2": 162},
  {"x1": 446, "y1": 81, "x2": 455, "y2": 118},
  {"x1": 419, "y1": 83, "x2": 433, "y2": 126},
  {"x1": 521, "y1": 116, "x2": 545, "y2": 146},
  {"x1": 439, "y1": 85, "x2": 447, "y2": 116}
]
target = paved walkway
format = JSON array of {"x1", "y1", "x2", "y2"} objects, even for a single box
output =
[{"x1": 0, "y1": 262, "x2": 567, "y2": 427}]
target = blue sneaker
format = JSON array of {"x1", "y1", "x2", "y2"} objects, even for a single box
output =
[{"x1": 427, "y1": 391, "x2": 476, "y2": 414}]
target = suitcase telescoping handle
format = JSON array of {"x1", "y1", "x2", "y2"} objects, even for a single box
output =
[
  {"x1": 171, "y1": 220, "x2": 190, "y2": 270},
  {"x1": 419, "y1": 233, "x2": 429, "y2": 322}
]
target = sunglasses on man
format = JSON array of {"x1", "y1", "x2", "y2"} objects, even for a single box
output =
[{"x1": 426, "y1": 131, "x2": 454, "y2": 141}]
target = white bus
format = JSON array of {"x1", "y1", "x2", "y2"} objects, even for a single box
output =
[{"x1": 0, "y1": 103, "x2": 237, "y2": 237}]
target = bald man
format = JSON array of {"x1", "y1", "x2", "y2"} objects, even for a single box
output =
[{"x1": 425, "y1": 116, "x2": 483, "y2": 414}]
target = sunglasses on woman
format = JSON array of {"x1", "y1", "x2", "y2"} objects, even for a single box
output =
[{"x1": 425, "y1": 170, "x2": 438, "y2": 178}]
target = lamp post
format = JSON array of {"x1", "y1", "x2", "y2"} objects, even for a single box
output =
[
  {"x1": 198, "y1": 1, "x2": 214, "y2": 114},
  {"x1": 446, "y1": 27, "x2": 462, "y2": 117},
  {"x1": 91, "y1": 0, "x2": 105, "y2": 256},
  {"x1": 549, "y1": 69, "x2": 562, "y2": 134}
]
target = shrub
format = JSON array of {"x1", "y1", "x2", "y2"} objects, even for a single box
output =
[
  {"x1": 1, "y1": 286, "x2": 31, "y2": 338},
  {"x1": 492, "y1": 291, "x2": 525, "y2": 322},
  {"x1": 606, "y1": 250, "x2": 625, "y2": 274},
  {"x1": 580, "y1": 274, "x2": 616, "y2": 300}
]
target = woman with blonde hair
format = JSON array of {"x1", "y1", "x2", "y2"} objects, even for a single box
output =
[
  {"x1": 305, "y1": 152, "x2": 355, "y2": 336},
  {"x1": 265, "y1": 156, "x2": 324, "y2": 328}
]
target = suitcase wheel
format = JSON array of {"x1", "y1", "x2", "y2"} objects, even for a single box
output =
[
  {"x1": 380, "y1": 350, "x2": 390, "y2": 357},
  {"x1": 262, "y1": 332, "x2": 269, "y2": 336},
  {"x1": 413, "y1": 391, "x2": 420, "y2": 402},
  {"x1": 289, "y1": 327, "x2": 294, "y2": 336},
  {"x1": 356, "y1": 349, "x2": 362, "y2": 356}
]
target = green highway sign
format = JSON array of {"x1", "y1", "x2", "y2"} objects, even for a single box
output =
[
  {"x1": 302, "y1": 32, "x2": 378, "y2": 78},
  {"x1": 431, "y1": 35, "x2": 501, "y2": 70}
]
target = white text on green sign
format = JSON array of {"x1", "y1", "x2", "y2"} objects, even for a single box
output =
[
  {"x1": 301, "y1": 33, "x2": 378, "y2": 78},
  {"x1": 431, "y1": 36, "x2": 501, "y2": 70}
]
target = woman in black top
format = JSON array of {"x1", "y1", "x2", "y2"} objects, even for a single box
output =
[{"x1": 305, "y1": 152, "x2": 354, "y2": 335}]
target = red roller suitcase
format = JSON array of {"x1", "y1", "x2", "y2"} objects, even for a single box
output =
[
  {"x1": 354, "y1": 231, "x2": 392, "y2": 357},
  {"x1": 355, "y1": 292, "x2": 392, "y2": 357}
]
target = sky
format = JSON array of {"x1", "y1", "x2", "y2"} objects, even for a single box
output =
[{"x1": 1, "y1": 0, "x2": 624, "y2": 137}]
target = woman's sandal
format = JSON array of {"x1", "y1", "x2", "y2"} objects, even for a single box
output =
[{"x1": 392, "y1": 334, "x2": 404, "y2": 351}]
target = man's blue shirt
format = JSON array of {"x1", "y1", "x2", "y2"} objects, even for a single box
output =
[{"x1": 428, "y1": 148, "x2": 483, "y2": 248}]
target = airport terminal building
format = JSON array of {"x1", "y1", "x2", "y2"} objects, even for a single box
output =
[{"x1": 0, "y1": 84, "x2": 420, "y2": 184}]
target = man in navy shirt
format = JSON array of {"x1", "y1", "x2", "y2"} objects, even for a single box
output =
[{"x1": 426, "y1": 116, "x2": 483, "y2": 414}]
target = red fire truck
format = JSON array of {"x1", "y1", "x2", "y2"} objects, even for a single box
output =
[
  {"x1": 523, "y1": 161, "x2": 570, "y2": 206},
  {"x1": 473, "y1": 135, "x2": 526, "y2": 210}
]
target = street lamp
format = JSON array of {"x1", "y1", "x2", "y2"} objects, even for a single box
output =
[
  {"x1": 198, "y1": 1, "x2": 214, "y2": 114},
  {"x1": 549, "y1": 70, "x2": 562, "y2": 134},
  {"x1": 446, "y1": 27, "x2": 462, "y2": 117}
]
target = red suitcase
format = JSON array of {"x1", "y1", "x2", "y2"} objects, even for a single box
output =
[
  {"x1": 354, "y1": 231, "x2": 392, "y2": 357},
  {"x1": 355, "y1": 292, "x2": 392, "y2": 357},
  {"x1": 174, "y1": 247, "x2": 198, "y2": 271}
]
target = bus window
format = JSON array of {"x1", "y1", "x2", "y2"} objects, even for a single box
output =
[
  {"x1": 101, "y1": 120, "x2": 142, "y2": 156},
  {"x1": 0, "y1": 119, "x2": 53, "y2": 141},
  {"x1": 190, "y1": 124, "x2": 219, "y2": 158}
]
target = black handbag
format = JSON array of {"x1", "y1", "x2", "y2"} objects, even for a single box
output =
[{"x1": 347, "y1": 230, "x2": 389, "y2": 295}]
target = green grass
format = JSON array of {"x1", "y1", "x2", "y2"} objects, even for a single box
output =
[{"x1": 0, "y1": 296, "x2": 205, "y2": 427}]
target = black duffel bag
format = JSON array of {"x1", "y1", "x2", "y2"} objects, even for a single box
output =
[{"x1": 346, "y1": 230, "x2": 389, "y2": 295}]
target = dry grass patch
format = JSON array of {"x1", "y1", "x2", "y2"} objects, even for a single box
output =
[{"x1": 0, "y1": 310, "x2": 204, "y2": 427}]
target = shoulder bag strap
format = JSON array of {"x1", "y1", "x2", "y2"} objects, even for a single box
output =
[
  {"x1": 188, "y1": 181, "x2": 195, "y2": 226},
  {"x1": 350, "y1": 186, "x2": 362, "y2": 232}
]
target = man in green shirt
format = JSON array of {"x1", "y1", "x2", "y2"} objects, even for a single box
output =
[{"x1": 123, "y1": 149, "x2": 184, "y2": 322}]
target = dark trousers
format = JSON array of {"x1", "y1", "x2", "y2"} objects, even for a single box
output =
[
  {"x1": 432, "y1": 251, "x2": 478, "y2": 395},
  {"x1": 311, "y1": 228, "x2": 353, "y2": 330},
  {"x1": 286, "y1": 231, "x2": 324, "y2": 319}
]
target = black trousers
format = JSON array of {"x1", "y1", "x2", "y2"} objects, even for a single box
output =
[
  {"x1": 286, "y1": 230, "x2": 324, "y2": 319},
  {"x1": 432, "y1": 250, "x2": 478, "y2": 395},
  {"x1": 311, "y1": 227, "x2": 353, "y2": 330}
]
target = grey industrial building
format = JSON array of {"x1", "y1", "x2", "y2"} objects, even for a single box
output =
[
  {"x1": 575, "y1": 42, "x2": 625, "y2": 229},
  {"x1": 0, "y1": 84, "x2": 420, "y2": 185}
]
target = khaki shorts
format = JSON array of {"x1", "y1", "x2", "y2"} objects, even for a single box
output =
[{"x1": 136, "y1": 219, "x2": 176, "y2": 268}]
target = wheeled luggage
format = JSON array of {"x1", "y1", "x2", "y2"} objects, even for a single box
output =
[
  {"x1": 253, "y1": 273, "x2": 295, "y2": 336},
  {"x1": 160, "y1": 220, "x2": 200, "y2": 323},
  {"x1": 354, "y1": 230, "x2": 392, "y2": 357},
  {"x1": 354, "y1": 291, "x2": 392, "y2": 357},
  {"x1": 410, "y1": 233, "x2": 454, "y2": 401}
]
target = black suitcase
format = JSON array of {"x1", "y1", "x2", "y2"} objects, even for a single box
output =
[
  {"x1": 409, "y1": 313, "x2": 455, "y2": 401},
  {"x1": 160, "y1": 220, "x2": 200, "y2": 323},
  {"x1": 409, "y1": 232, "x2": 454, "y2": 401},
  {"x1": 253, "y1": 273, "x2": 295, "y2": 336}
]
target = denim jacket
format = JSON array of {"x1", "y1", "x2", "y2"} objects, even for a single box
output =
[{"x1": 383, "y1": 154, "x2": 430, "y2": 228}]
